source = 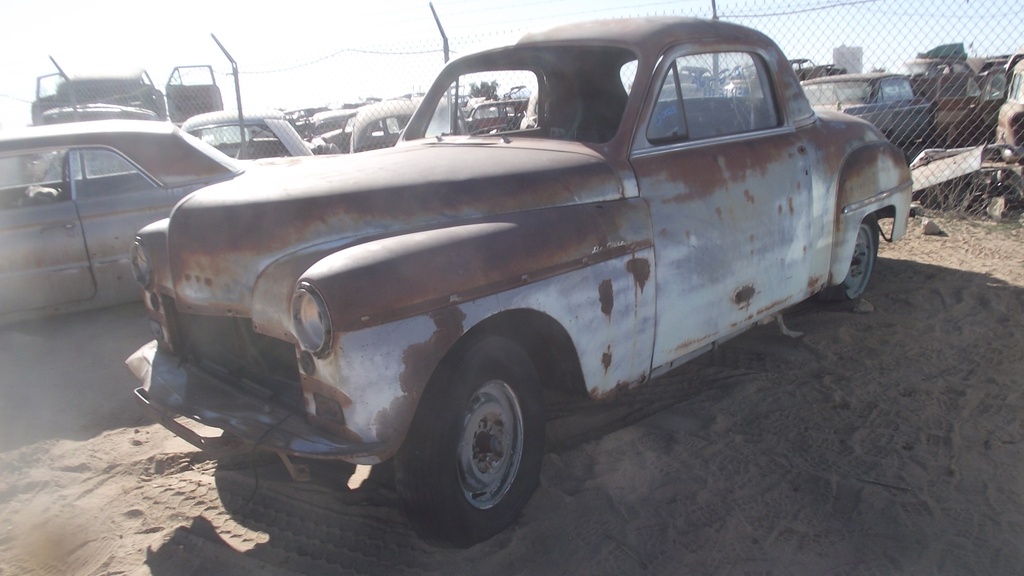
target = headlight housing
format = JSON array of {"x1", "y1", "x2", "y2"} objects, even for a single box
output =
[
  {"x1": 130, "y1": 239, "x2": 152, "y2": 288},
  {"x1": 292, "y1": 282, "x2": 333, "y2": 358}
]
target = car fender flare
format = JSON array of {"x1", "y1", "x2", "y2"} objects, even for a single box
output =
[{"x1": 828, "y1": 141, "x2": 911, "y2": 286}]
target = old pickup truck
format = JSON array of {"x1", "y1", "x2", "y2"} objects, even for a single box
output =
[{"x1": 127, "y1": 17, "x2": 911, "y2": 546}]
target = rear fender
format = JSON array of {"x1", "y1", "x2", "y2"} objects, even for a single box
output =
[{"x1": 828, "y1": 141, "x2": 911, "y2": 285}]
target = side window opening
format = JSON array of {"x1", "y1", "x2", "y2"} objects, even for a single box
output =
[
  {"x1": 72, "y1": 149, "x2": 157, "y2": 201},
  {"x1": 647, "y1": 51, "x2": 780, "y2": 144},
  {"x1": 420, "y1": 48, "x2": 636, "y2": 144},
  {"x1": 425, "y1": 70, "x2": 540, "y2": 139},
  {"x1": 647, "y1": 66, "x2": 687, "y2": 143},
  {"x1": 0, "y1": 149, "x2": 69, "y2": 209}
]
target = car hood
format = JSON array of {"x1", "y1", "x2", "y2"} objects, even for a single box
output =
[{"x1": 164, "y1": 138, "x2": 623, "y2": 319}]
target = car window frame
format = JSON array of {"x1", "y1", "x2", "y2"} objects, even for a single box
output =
[
  {"x1": 636, "y1": 47, "x2": 784, "y2": 152},
  {"x1": 0, "y1": 148, "x2": 71, "y2": 210},
  {"x1": 69, "y1": 147, "x2": 160, "y2": 202}
]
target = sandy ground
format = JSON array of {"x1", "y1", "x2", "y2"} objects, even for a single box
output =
[{"x1": 1, "y1": 214, "x2": 1023, "y2": 576}]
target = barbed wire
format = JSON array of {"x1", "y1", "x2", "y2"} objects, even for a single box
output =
[
  {"x1": 241, "y1": 47, "x2": 451, "y2": 75},
  {"x1": 722, "y1": 0, "x2": 878, "y2": 18}
]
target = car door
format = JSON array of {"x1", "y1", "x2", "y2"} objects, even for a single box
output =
[
  {"x1": 977, "y1": 70, "x2": 1007, "y2": 143},
  {"x1": 630, "y1": 50, "x2": 815, "y2": 372},
  {"x1": 165, "y1": 65, "x2": 224, "y2": 125},
  {"x1": 0, "y1": 148, "x2": 96, "y2": 316},
  {"x1": 70, "y1": 148, "x2": 192, "y2": 304}
]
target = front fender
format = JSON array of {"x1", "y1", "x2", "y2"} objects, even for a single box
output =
[
  {"x1": 303, "y1": 200, "x2": 653, "y2": 332},
  {"x1": 294, "y1": 199, "x2": 656, "y2": 459}
]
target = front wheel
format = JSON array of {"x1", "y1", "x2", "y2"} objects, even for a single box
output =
[
  {"x1": 394, "y1": 336, "x2": 545, "y2": 547},
  {"x1": 818, "y1": 215, "x2": 879, "y2": 301}
]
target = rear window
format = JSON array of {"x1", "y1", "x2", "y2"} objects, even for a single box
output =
[{"x1": 804, "y1": 82, "x2": 870, "y2": 106}]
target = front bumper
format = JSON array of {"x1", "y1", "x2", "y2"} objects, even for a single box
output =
[{"x1": 127, "y1": 341, "x2": 388, "y2": 462}]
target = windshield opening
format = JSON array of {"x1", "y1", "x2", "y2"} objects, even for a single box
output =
[{"x1": 421, "y1": 46, "x2": 638, "y2": 144}]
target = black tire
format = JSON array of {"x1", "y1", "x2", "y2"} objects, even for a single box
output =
[
  {"x1": 818, "y1": 215, "x2": 879, "y2": 301},
  {"x1": 394, "y1": 335, "x2": 545, "y2": 547}
]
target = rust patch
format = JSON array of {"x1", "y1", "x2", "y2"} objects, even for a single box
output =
[
  {"x1": 626, "y1": 258, "x2": 650, "y2": 293},
  {"x1": 807, "y1": 275, "x2": 823, "y2": 293},
  {"x1": 672, "y1": 332, "x2": 716, "y2": 355},
  {"x1": 715, "y1": 206, "x2": 723, "y2": 220},
  {"x1": 303, "y1": 376, "x2": 361, "y2": 441},
  {"x1": 743, "y1": 189, "x2": 755, "y2": 204},
  {"x1": 599, "y1": 279, "x2": 614, "y2": 317},
  {"x1": 733, "y1": 285, "x2": 755, "y2": 308},
  {"x1": 398, "y1": 306, "x2": 467, "y2": 395},
  {"x1": 787, "y1": 196, "x2": 795, "y2": 215},
  {"x1": 756, "y1": 295, "x2": 793, "y2": 316},
  {"x1": 589, "y1": 370, "x2": 650, "y2": 401},
  {"x1": 359, "y1": 306, "x2": 469, "y2": 449},
  {"x1": 601, "y1": 345, "x2": 612, "y2": 373}
]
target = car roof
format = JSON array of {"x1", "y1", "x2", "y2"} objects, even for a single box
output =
[
  {"x1": 50, "y1": 69, "x2": 149, "y2": 81},
  {"x1": 353, "y1": 98, "x2": 421, "y2": 129},
  {"x1": 0, "y1": 119, "x2": 242, "y2": 187},
  {"x1": 516, "y1": 17, "x2": 748, "y2": 52},
  {"x1": 312, "y1": 109, "x2": 361, "y2": 123},
  {"x1": 181, "y1": 109, "x2": 290, "y2": 130},
  {"x1": 802, "y1": 73, "x2": 907, "y2": 85}
]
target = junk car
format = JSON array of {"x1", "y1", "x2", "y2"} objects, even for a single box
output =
[
  {"x1": 463, "y1": 98, "x2": 530, "y2": 134},
  {"x1": 127, "y1": 17, "x2": 912, "y2": 546},
  {"x1": 997, "y1": 59, "x2": 1024, "y2": 147},
  {"x1": 0, "y1": 120, "x2": 241, "y2": 323},
  {"x1": 182, "y1": 109, "x2": 319, "y2": 159},
  {"x1": 802, "y1": 73, "x2": 935, "y2": 154},
  {"x1": 348, "y1": 97, "x2": 420, "y2": 153},
  {"x1": 901, "y1": 44, "x2": 1002, "y2": 147},
  {"x1": 33, "y1": 66, "x2": 223, "y2": 126}
]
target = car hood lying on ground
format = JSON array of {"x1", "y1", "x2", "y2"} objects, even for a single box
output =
[{"x1": 151, "y1": 138, "x2": 622, "y2": 323}]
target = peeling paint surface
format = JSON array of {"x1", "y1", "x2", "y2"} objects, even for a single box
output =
[{"x1": 633, "y1": 130, "x2": 816, "y2": 369}]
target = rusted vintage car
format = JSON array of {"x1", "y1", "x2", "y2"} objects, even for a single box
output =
[
  {"x1": 789, "y1": 58, "x2": 846, "y2": 81},
  {"x1": 997, "y1": 59, "x2": 1024, "y2": 147},
  {"x1": 901, "y1": 45, "x2": 1004, "y2": 147},
  {"x1": 347, "y1": 97, "x2": 421, "y2": 153},
  {"x1": 126, "y1": 17, "x2": 911, "y2": 546},
  {"x1": 801, "y1": 73, "x2": 935, "y2": 154},
  {"x1": 463, "y1": 98, "x2": 530, "y2": 134},
  {"x1": 33, "y1": 65, "x2": 223, "y2": 126},
  {"x1": 182, "y1": 110, "x2": 319, "y2": 159},
  {"x1": 0, "y1": 120, "x2": 241, "y2": 323}
]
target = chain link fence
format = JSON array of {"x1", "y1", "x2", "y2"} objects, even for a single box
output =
[{"x1": 3, "y1": 0, "x2": 1022, "y2": 220}]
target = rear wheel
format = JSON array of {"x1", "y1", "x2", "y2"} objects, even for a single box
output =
[
  {"x1": 819, "y1": 215, "x2": 879, "y2": 301},
  {"x1": 394, "y1": 335, "x2": 544, "y2": 547}
]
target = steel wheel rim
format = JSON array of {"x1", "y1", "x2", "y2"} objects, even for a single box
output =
[
  {"x1": 844, "y1": 223, "x2": 874, "y2": 296},
  {"x1": 458, "y1": 379, "x2": 524, "y2": 510}
]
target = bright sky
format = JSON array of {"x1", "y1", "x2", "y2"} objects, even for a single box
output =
[{"x1": 1, "y1": 0, "x2": 1020, "y2": 129}]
